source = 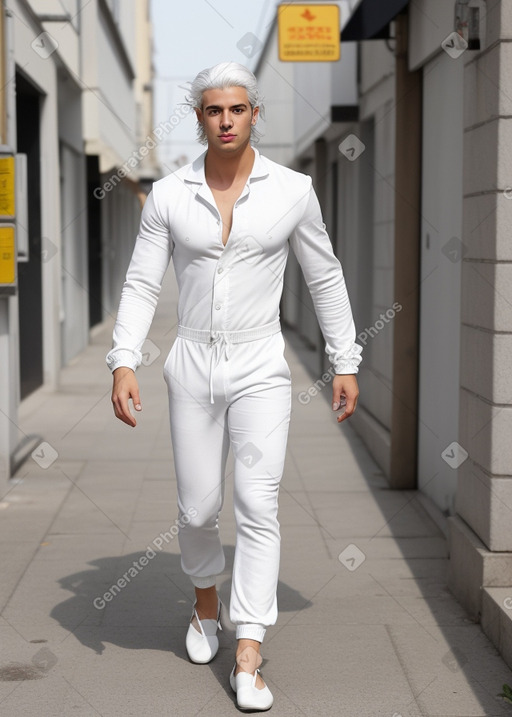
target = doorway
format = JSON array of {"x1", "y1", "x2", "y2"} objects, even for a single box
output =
[{"x1": 16, "y1": 71, "x2": 43, "y2": 399}]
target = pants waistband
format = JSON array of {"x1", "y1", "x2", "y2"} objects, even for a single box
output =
[{"x1": 177, "y1": 320, "x2": 281, "y2": 345}]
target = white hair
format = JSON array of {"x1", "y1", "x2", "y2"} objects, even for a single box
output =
[{"x1": 183, "y1": 61, "x2": 265, "y2": 145}]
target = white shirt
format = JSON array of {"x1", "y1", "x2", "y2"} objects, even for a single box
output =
[{"x1": 106, "y1": 146, "x2": 363, "y2": 375}]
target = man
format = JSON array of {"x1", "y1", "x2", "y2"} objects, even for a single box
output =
[{"x1": 107, "y1": 61, "x2": 362, "y2": 711}]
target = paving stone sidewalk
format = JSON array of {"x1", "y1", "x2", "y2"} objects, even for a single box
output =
[{"x1": 1, "y1": 271, "x2": 511, "y2": 716}]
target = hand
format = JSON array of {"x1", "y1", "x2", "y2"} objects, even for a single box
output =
[
  {"x1": 332, "y1": 374, "x2": 359, "y2": 423},
  {"x1": 111, "y1": 367, "x2": 142, "y2": 427}
]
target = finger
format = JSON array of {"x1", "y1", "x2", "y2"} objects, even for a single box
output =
[
  {"x1": 337, "y1": 394, "x2": 358, "y2": 423},
  {"x1": 332, "y1": 388, "x2": 344, "y2": 411},
  {"x1": 132, "y1": 387, "x2": 142, "y2": 412},
  {"x1": 120, "y1": 396, "x2": 137, "y2": 426},
  {"x1": 332, "y1": 393, "x2": 340, "y2": 410},
  {"x1": 115, "y1": 404, "x2": 135, "y2": 427}
]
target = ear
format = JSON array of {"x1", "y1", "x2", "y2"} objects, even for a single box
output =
[
  {"x1": 195, "y1": 107, "x2": 203, "y2": 124},
  {"x1": 251, "y1": 105, "x2": 260, "y2": 125}
]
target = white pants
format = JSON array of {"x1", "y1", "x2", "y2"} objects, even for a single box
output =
[{"x1": 163, "y1": 326, "x2": 292, "y2": 643}]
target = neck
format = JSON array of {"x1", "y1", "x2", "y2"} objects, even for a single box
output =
[{"x1": 204, "y1": 142, "x2": 255, "y2": 187}]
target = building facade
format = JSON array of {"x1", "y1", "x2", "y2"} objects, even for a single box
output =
[
  {"x1": 255, "y1": 0, "x2": 512, "y2": 668},
  {"x1": 0, "y1": 0, "x2": 159, "y2": 491}
]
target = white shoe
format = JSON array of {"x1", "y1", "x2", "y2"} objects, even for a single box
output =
[
  {"x1": 229, "y1": 663, "x2": 274, "y2": 711},
  {"x1": 185, "y1": 597, "x2": 223, "y2": 664}
]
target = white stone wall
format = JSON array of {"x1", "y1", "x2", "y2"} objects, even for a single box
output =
[
  {"x1": 81, "y1": 0, "x2": 137, "y2": 173},
  {"x1": 252, "y1": 23, "x2": 296, "y2": 167},
  {"x1": 455, "y1": 0, "x2": 512, "y2": 551},
  {"x1": 346, "y1": 40, "x2": 396, "y2": 474}
]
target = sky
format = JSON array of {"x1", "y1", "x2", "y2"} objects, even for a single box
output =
[{"x1": 150, "y1": 0, "x2": 280, "y2": 173}]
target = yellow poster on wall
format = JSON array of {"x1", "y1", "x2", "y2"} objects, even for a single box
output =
[
  {"x1": 0, "y1": 225, "x2": 15, "y2": 284},
  {"x1": 278, "y1": 4, "x2": 340, "y2": 62},
  {"x1": 0, "y1": 156, "x2": 15, "y2": 217}
]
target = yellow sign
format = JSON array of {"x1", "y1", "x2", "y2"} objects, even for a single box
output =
[
  {"x1": 278, "y1": 4, "x2": 340, "y2": 62},
  {"x1": 0, "y1": 225, "x2": 15, "y2": 284},
  {"x1": 0, "y1": 155, "x2": 15, "y2": 216}
]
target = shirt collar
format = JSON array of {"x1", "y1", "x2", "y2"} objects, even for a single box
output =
[{"x1": 184, "y1": 145, "x2": 269, "y2": 185}]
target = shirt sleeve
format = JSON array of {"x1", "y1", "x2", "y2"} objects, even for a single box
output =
[
  {"x1": 106, "y1": 187, "x2": 174, "y2": 373},
  {"x1": 288, "y1": 179, "x2": 363, "y2": 375}
]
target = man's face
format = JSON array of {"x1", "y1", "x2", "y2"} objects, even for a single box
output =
[{"x1": 195, "y1": 86, "x2": 259, "y2": 153}]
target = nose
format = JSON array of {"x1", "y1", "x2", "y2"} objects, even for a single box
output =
[{"x1": 220, "y1": 110, "x2": 233, "y2": 129}]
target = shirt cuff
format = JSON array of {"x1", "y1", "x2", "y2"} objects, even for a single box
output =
[
  {"x1": 330, "y1": 343, "x2": 363, "y2": 375},
  {"x1": 106, "y1": 348, "x2": 142, "y2": 373}
]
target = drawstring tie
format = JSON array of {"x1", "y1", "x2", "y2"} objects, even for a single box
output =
[{"x1": 208, "y1": 331, "x2": 232, "y2": 405}]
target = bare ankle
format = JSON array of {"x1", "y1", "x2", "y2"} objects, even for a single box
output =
[
  {"x1": 236, "y1": 638, "x2": 261, "y2": 654},
  {"x1": 193, "y1": 586, "x2": 219, "y2": 620},
  {"x1": 235, "y1": 643, "x2": 262, "y2": 673}
]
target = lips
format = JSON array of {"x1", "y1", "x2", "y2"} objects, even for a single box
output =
[{"x1": 219, "y1": 134, "x2": 235, "y2": 139}]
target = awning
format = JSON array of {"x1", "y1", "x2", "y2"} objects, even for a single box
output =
[{"x1": 341, "y1": 0, "x2": 409, "y2": 41}]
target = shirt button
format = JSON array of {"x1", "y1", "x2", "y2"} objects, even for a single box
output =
[
  {"x1": 215, "y1": 304, "x2": 221, "y2": 310},
  {"x1": 217, "y1": 267, "x2": 223, "y2": 274}
]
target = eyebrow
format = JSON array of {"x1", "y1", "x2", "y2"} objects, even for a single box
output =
[{"x1": 204, "y1": 103, "x2": 248, "y2": 111}]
